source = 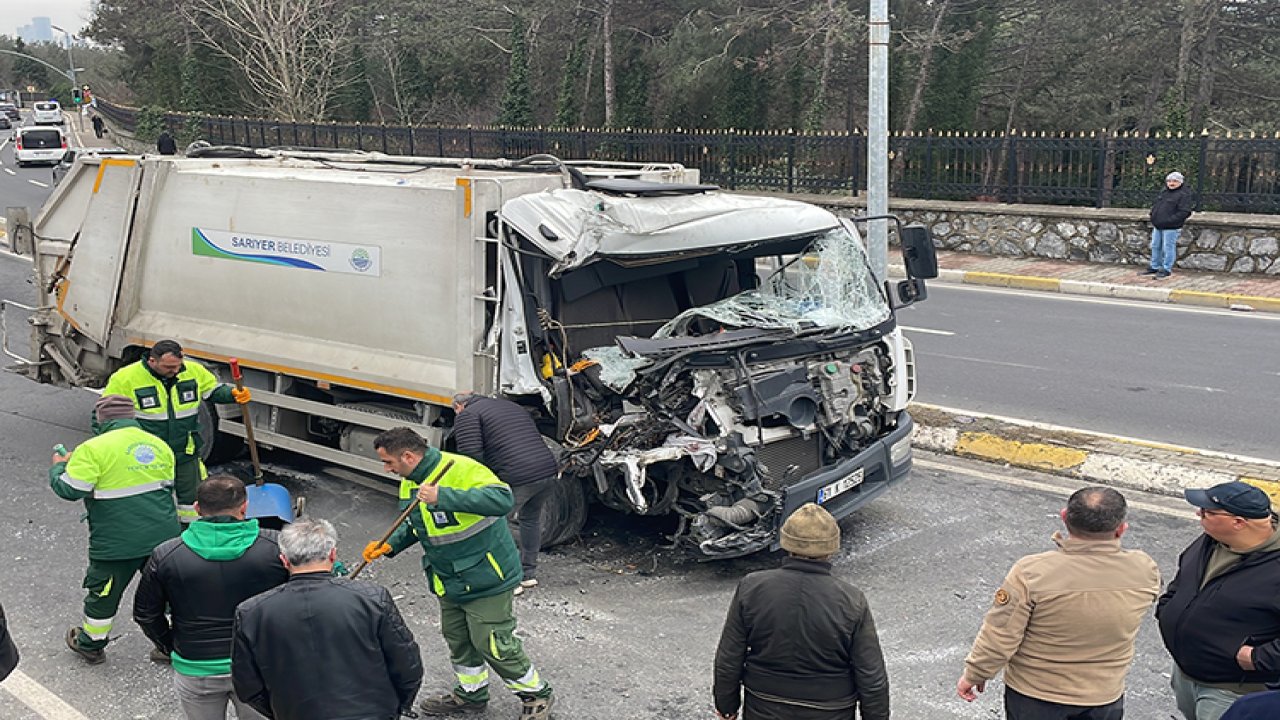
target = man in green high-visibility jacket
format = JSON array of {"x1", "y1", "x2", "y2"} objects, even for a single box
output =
[
  {"x1": 98, "y1": 339, "x2": 250, "y2": 525},
  {"x1": 52, "y1": 394, "x2": 182, "y2": 664},
  {"x1": 366, "y1": 426, "x2": 556, "y2": 720}
]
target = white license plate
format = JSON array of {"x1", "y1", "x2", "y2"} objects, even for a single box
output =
[{"x1": 817, "y1": 468, "x2": 864, "y2": 503}]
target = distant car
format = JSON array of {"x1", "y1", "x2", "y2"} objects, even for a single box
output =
[
  {"x1": 14, "y1": 126, "x2": 67, "y2": 167},
  {"x1": 51, "y1": 146, "x2": 130, "y2": 185},
  {"x1": 0, "y1": 115, "x2": 10, "y2": 131},
  {"x1": 32, "y1": 101, "x2": 64, "y2": 126},
  {"x1": 0, "y1": 103, "x2": 19, "y2": 121}
]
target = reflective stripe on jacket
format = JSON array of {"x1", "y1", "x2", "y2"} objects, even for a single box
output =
[
  {"x1": 387, "y1": 450, "x2": 520, "y2": 602},
  {"x1": 99, "y1": 358, "x2": 232, "y2": 457},
  {"x1": 49, "y1": 420, "x2": 181, "y2": 559}
]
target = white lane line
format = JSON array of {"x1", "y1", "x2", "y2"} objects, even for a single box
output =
[
  {"x1": 915, "y1": 457, "x2": 1191, "y2": 520},
  {"x1": 3, "y1": 168, "x2": 14, "y2": 176},
  {"x1": 27, "y1": 179, "x2": 48, "y2": 188},
  {"x1": 0, "y1": 669, "x2": 92, "y2": 720},
  {"x1": 914, "y1": 401, "x2": 1280, "y2": 469},
  {"x1": 901, "y1": 325, "x2": 955, "y2": 336},
  {"x1": 0, "y1": 137, "x2": 9, "y2": 152},
  {"x1": 935, "y1": 282, "x2": 1280, "y2": 321},
  {"x1": 923, "y1": 352, "x2": 1049, "y2": 372}
]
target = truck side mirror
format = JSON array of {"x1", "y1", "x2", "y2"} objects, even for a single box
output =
[{"x1": 899, "y1": 224, "x2": 938, "y2": 279}]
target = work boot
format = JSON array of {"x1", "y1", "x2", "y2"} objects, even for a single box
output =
[
  {"x1": 1138, "y1": 267, "x2": 1158, "y2": 275},
  {"x1": 417, "y1": 692, "x2": 487, "y2": 715},
  {"x1": 149, "y1": 645, "x2": 171, "y2": 664},
  {"x1": 64, "y1": 627, "x2": 105, "y2": 665},
  {"x1": 519, "y1": 692, "x2": 555, "y2": 719}
]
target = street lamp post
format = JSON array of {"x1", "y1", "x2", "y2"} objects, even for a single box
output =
[{"x1": 49, "y1": 24, "x2": 85, "y2": 132}]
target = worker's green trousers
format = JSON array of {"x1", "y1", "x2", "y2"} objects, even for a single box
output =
[
  {"x1": 438, "y1": 591, "x2": 552, "y2": 703},
  {"x1": 76, "y1": 556, "x2": 149, "y2": 651},
  {"x1": 174, "y1": 454, "x2": 206, "y2": 524}
]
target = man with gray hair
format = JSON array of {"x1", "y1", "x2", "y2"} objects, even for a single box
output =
[
  {"x1": 1141, "y1": 170, "x2": 1194, "y2": 280},
  {"x1": 231, "y1": 519, "x2": 422, "y2": 719}
]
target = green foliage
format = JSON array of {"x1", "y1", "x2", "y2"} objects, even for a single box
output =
[
  {"x1": 497, "y1": 14, "x2": 533, "y2": 127},
  {"x1": 331, "y1": 44, "x2": 373, "y2": 122},
  {"x1": 134, "y1": 105, "x2": 168, "y2": 142},
  {"x1": 554, "y1": 38, "x2": 586, "y2": 127},
  {"x1": 918, "y1": 10, "x2": 996, "y2": 131},
  {"x1": 617, "y1": 50, "x2": 652, "y2": 128}
]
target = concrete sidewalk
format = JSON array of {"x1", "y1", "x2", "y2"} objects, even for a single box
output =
[{"x1": 893, "y1": 249, "x2": 1280, "y2": 313}]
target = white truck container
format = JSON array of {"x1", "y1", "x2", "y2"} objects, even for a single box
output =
[{"x1": 5, "y1": 150, "x2": 937, "y2": 558}]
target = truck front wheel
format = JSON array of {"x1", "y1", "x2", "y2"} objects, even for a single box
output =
[{"x1": 539, "y1": 474, "x2": 588, "y2": 548}]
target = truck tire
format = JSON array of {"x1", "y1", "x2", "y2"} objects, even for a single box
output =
[
  {"x1": 539, "y1": 474, "x2": 588, "y2": 549},
  {"x1": 197, "y1": 401, "x2": 245, "y2": 464}
]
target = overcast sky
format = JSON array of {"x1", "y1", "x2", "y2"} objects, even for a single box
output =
[{"x1": 2, "y1": 1, "x2": 95, "y2": 40}]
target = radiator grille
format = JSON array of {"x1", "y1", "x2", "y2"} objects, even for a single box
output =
[{"x1": 755, "y1": 435, "x2": 822, "y2": 489}]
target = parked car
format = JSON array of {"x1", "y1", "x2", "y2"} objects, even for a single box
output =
[
  {"x1": 31, "y1": 100, "x2": 63, "y2": 126},
  {"x1": 14, "y1": 126, "x2": 67, "y2": 166},
  {"x1": 51, "y1": 146, "x2": 130, "y2": 185},
  {"x1": 0, "y1": 114, "x2": 10, "y2": 130},
  {"x1": 0, "y1": 103, "x2": 19, "y2": 121}
]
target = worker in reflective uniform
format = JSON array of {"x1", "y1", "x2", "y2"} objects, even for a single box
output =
[
  {"x1": 52, "y1": 394, "x2": 181, "y2": 664},
  {"x1": 365, "y1": 427, "x2": 556, "y2": 720},
  {"x1": 98, "y1": 340, "x2": 250, "y2": 524}
]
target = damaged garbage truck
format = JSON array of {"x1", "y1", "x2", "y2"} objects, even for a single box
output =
[{"x1": 4, "y1": 151, "x2": 936, "y2": 558}]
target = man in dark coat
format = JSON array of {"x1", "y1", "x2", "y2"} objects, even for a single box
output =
[
  {"x1": 134, "y1": 475, "x2": 289, "y2": 720},
  {"x1": 1141, "y1": 170, "x2": 1194, "y2": 279},
  {"x1": 1221, "y1": 690, "x2": 1280, "y2": 720},
  {"x1": 232, "y1": 518, "x2": 422, "y2": 720},
  {"x1": 452, "y1": 392, "x2": 559, "y2": 594},
  {"x1": 713, "y1": 503, "x2": 890, "y2": 720},
  {"x1": 0, "y1": 599, "x2": 18, "y2": 681},
  {"x1": 157, "y1": 130, "x2": 177, "y2": 155}
]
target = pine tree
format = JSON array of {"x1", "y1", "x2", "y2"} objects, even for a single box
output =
[{"x1": 498, "y1": 14, "x2": 534, "y2": 127}]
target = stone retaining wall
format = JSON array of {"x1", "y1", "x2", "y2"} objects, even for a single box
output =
[{"x1": 787, "y1": 194, "x2": 1280, "y2": 275}]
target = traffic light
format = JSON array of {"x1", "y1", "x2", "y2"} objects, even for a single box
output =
[{"x1": 72, "y1": 88, "x2": 83, "y2": 104}]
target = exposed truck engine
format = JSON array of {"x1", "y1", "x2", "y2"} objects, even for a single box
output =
[{"x1": 3, "y1": 150, "x2": 937, "y2": 558}]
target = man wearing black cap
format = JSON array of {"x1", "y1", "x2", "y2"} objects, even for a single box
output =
[
  {"x1": 1157, "y1": 481, "x2": 1280, "y2": 720},
  {"x1": 50, "y1": 394, "x2": 182, "y2": 664},
  {"x1": 713, "y1": 502, "x2": 889, "y2": 720}
]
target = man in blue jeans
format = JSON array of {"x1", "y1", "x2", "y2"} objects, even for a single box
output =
[{"x1": 1141, "y1": 171, "x2": 1194, "y2": 279}]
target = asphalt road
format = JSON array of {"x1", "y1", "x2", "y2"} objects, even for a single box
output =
[
  {"x1": 0, "y1": 360, "x2": 1200, "y2": 719},
  {"x1": 902, "y1": 283, "x2": 1280, "y2": 462},
  {"x1": 0, "y1": 108, "x2": 96, "y2": 219}
]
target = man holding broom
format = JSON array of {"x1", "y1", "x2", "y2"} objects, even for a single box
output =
[{"x1": 363, "y1": 427, "x2": 556, "y2": 719}]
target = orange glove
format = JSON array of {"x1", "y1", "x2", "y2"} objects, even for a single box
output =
[
  {"x1": 362, "y1": 541, "x2": 392, "y2": 563},
  {"x1": 231, "y1": 387, "x2": 251, "y2": 404}
]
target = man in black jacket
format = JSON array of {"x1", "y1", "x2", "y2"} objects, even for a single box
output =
[
  {"x1": 1157, "y1": 481, "x2": 1280, "y2": 720},
  {"x1": 452, "y1": 392, "x2": 559, "y2": 594},
  {"x1": 713, "y1": 503, "x2": 889, "y2": 720},
  {"x1": 1141, "y1": 170, "x2": 1195, "y2": 279},
  {"x1": 232, "y1": 518, "x2": 422, "y2": 720},
  {"x1": 134, "y1": 475, "x2": 288, "y2": 720},
  {"x1": 0, "y1": 598, "x2": 18, "y2": 681}
]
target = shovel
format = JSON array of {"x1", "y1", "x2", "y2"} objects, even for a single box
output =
[
  {"x1": 231, "y1": 358, "x2": 295, "y2": 527},
  {"x1": 349, "y1": 459, "x2": 455, "y2": 579}
]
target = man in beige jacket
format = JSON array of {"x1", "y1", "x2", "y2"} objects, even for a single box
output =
[{"x1": 956, "y1": 487, "x2": 1161, "y2": 720}]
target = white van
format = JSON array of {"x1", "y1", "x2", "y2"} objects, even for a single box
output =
[
  {"x1": 14, "y1": 126, "x2": 67, "y2": 166},
  {"x1": 32, "y1": 100, "x2": 63, "y2": 125}
]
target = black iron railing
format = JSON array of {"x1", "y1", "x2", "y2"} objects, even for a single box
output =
[{"x1": 95, "y1": 100, "x2": 1280, "y2": 213}]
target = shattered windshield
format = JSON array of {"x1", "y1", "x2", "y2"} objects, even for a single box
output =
[{"x1": 656, "y1": 226, "x2": 890, "y2": 337}]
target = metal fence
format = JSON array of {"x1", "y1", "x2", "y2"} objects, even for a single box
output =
[{"x1": 96, "y1": 100, "x2": 1280, "y2": 213}]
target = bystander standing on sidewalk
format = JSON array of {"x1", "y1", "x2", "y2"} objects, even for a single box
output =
[
  {"x1": 1141, "y1": 171, "x2": 1194, "y2": 280},
  {"x1": 957, "y1": 487, "x2": 1159, "y2": 719}
]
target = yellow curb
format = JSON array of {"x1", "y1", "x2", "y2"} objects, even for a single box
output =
[
  {"x1": 1168, "y1": 289, "x2": 1231, "y2": 308},
  {"x1": 955, "y1": 432, "x2": 1089, "y2": 471},
  {"x1": 1007, "y1": 275, "x2": 1061, "y2": 291},
  {"x1": 963, "y1": 271, "x2": 1013, "y2": 288},
  {"x1": 1227, "y1": 295, "x2": 1280, "y2": 313},
  {"x1": 1241, "y1": 478, "x2": 1280, "y2": 508},
  {"x1": 1114, "y1": 437, "x2": 1200, "y2": 454}
]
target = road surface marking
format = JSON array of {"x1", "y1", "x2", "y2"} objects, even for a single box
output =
[
  {"x1": 901, "y1": 325, "x2": 955, "y2": 336},
  {"x1": 0, "y1": 669, "x2": 92, "y2": 719},
  {"x1": 936, "y1": 283, "x2": 1280, "y2": 322},
  {"x1": 3, "y1": 168, "x2": 14, "y2": 176},
  {"x1": 915, "y1": 457, "x2": 1189, "y2": 519},
  {"x1": 924, "y1": 352, "x2": 1048, "y2": 372},
  {"x1": 0, "y1": 137, "x2": 8, "y2": 152},
  {"x1": 28, "y1": 179, "x2": 49, "y2": 188}
]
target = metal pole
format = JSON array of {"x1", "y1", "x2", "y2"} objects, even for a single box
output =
[{"x1": 867, "y1": 0, "x2": 890, "y2": 281}]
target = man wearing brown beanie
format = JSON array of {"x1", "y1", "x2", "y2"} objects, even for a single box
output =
[
  {"x1": 713, "y1": 502, "x2": 889, "y2": 720},
  {"x1": 51, "y1": 394, "x2": 181, "y2": 664}
]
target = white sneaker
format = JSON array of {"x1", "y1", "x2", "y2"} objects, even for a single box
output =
[{"x1": 513, "y1": 578, "x2": 538, "y2": 597}]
